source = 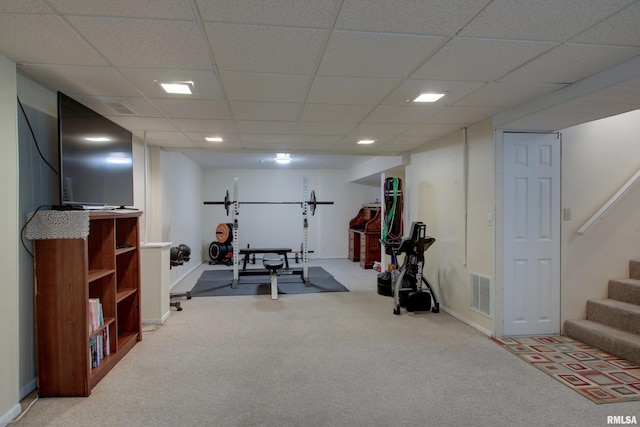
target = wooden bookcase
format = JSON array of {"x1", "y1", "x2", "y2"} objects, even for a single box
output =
[{"x1": 33, "y1": 211, "x2": 142, "y2": 397}]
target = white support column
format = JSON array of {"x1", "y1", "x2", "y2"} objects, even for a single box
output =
[
  {"x1": 302, "y1": 177, "x2": 310, "y2": 283},
  {"x1": 232, "y1": 177, "x2": 239, "y2": 288}
]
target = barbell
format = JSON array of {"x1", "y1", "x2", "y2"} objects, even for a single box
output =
[{"x1": 204, "y1": 189, "x2": 333, "y2": 216}]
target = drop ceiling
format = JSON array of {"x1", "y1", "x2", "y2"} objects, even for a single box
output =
[{"x1": 2, "y1": 0, "x2": 640, "y2": 170}]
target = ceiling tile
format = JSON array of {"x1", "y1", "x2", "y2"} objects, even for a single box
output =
[
  {"x1": 240, "y1": 141, "x2": 291, "y2": 151},
  {"x1": 0, "y1": 1, "x2": 53, "y2": 13},
  {"x1": 458, "y1": 82, "x2": 567, "y2": 108},
  {"x1": 0, "y1": 15, "x2": 107, "y2": 65},
  {"x1": 501, "y1": 44, "x2": 640, "y2": 84},
  {"x1": 67, "y1": 17, "x2": 212, "y2": 68},
  {"x1": 363, "y1": 105, "x2": 443, "y2": 124},
  {"x1": 205, "y1": 23, "x2": 326, "y2": 74},
  {"x1": 335, "y1": 0, "x2": 492, "y2": 36},
  {"x1": 425, "y1": 106, "x2": 502, "y2": 125},
  {"x1": 220, "y1": 71, "x2": 311, "y2": 103},
  {"x1": 236, "y1": 121, "x2": 296, "y2": 134},
  {"x1": 318, "y1": 31, "x2": 445, "y2": 78},
  {"x1": 49, "y1": 0, "x2": 195, "y2": 19},
  {"x1": 196, "y1": 0, "x2": 339, "y2": 27},
  {"x1": 381, "y1": 135, "x2": 435, "y2": 148},
  {"x1": 71, "y1": 95, "x2": 163, "y2": 117},
  {"x1": 5, "y1": 0, "x2": 640, "y2": 165},
  {"x1": 307, "y1": 76, "x2": 399, "y2": 104},
  {"x1": 412, "y1": 37, "x2": 557, "y2": 82},
  {"x1": 109, "y1": 117, "x2": 180, "y2": 132},
  {"x1": 291, "y1": 135, "x2": 344, "y2": 145},
  {"x1": 402, "y1": 123, "x2": 466, "y2": 137},
  {"x1": 571, "y1": 1, "x2": 640, "y2": 46},
  {"x1": 172, "y1": 119, "x2": 237, "y2": 133},
  {"x1": 230, "y1": 101, "x2": 301, "y2": 121},
  {"x1": 19, "y1": 64, "x2": 139, "y2": 97},
  {"x1": 152, "y1": 99, "x2": 231, "y2": 120},
  {"x1": 459, "y1": 0, "x2": 636, "y2": 42},
  {"x1": 351, "y1": 122, "x2": 414, "y2": 138},
  {"x1": 300, "y1": 104, "x2": 372, "y2": 123},
  {"x1": 142, "y1": 131, "x2": 200, "y2": 148},
  {"x1": 295, "y1": 121, "x2": 357, "y2": 135}
]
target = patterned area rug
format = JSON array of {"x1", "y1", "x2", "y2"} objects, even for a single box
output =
[{"x1": 493, "y1": 336, "x2": 640, "y2": 404}]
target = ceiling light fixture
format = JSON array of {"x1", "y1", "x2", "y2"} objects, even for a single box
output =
[
  {"x1": 274, "y1": 153, "x2": 291, "y2": 164},
  {"x1": 357, "y1": 139, "x2": 376, "y2": 145},
  {"x1": 160, "y1": 81, "x2": 194, "y2": 94},
  {"x1": 205, "y1": 137, "x2": 223, "y2": 142},
  {"x1": 413, "y1": 93, "x2": 445, "y2": 103}
]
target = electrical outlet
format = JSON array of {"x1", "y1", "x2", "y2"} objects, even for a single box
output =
[
  {"x1": 487, "y1": 213, "x2": 493, "y2": 226},
  {"x1": 563, "y1": 208, "x2": 571, "y2": 220}
]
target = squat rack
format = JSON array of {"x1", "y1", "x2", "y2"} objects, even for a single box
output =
[{"x1": 204, "y1": 177, "x2": 333, "y2": 287}]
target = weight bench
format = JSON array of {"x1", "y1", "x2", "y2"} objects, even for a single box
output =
[
  {"x1": 239, "y1": 247, "x2": 291, "y2": 270},
  {"x1": 262, "y1": 253, "x2": 284, "y2": 300}
]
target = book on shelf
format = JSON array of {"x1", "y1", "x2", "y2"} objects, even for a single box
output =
[
  {"x1": 88, "y1": 297, "x2": 106, "y2": 370},
  {"x1": 89, "y1": 325, "x2": 110, "y2": 369},
  {"x1": 88, "y1": 298, "x2": 104, "y2": 333}
]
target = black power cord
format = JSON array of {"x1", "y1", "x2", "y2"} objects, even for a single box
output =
[{"x1": 17, "y1": 96, "x2": 59, "y2": 176}]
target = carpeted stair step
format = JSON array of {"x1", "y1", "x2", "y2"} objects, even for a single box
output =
[
  {"x1": 586, "y1": 299, "x2": 640, "y2": 334},
  {"x1": 630, "y1": 259, "x2": 640, "y2": 280},
  {"x1": 608, "y1": 278, "x2": 640, "y2": 305},
  {"x1": 564, "y1": 319, "x2": 640, "y2": 366}
]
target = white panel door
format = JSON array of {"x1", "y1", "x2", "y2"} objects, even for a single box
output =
[{"x1": 503, "y1": 132, "x2": 560, "y2": 336}]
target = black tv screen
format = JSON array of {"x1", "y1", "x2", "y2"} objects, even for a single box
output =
[{"x1": 58, "y1": 92, "x2": 134, "y2": 208}]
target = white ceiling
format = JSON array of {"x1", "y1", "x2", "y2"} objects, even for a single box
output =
[{"x1": 2, "y1": 0, "x2": 640, "y2": 170}]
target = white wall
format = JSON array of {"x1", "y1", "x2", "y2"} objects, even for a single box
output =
[
  {"x1": 0, "y1": 53, "x2": 21, "y2": 425},
  {"x1": 561, "y1": 109, "x2": 640, "y2": 323},
  {"x1": 155, "y1": 151, "x2": 205, "y2": 286},
  {"x1": 9, "y1": 73, "x2": 149, "y2": 421},
  {"x1": 15, "y1": 74, "x2": 58, "y2": 404},
  {"x1": 203, "y1": 168, "x2": 375, "y2": 259},
  {"x1": 406, "y1": 119, "x2": 495, "y2": 335}
]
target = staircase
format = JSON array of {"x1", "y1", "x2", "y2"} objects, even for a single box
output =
[{"x1": 564, "y1": 259, "x2": 640, "y2": 365}]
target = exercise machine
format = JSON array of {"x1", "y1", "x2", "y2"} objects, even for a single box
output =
[
  {"x1": 389, "y1": 222, "x2": 440, "y2": 315},
  {"x1": 204, "y1": 177, "x2": 328, "y2": 291}
]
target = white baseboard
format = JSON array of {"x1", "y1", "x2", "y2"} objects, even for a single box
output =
[
  {"x1": 142, "y1": 309, "x2": 171, "y2": 325},
  {"x1": 0, "y1": 403, "x2": 21, "y2": 427},
  {"x1": 442, "y1": 306, "x2": 493, "y2": 337},
  {"x1": 170, "y1": 261, "x2": 202, "y2": 290}
]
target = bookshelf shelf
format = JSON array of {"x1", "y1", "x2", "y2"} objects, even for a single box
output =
[
  {"x1": 34, "y1": 211, "x2": 142, "y2": 397},
  {"x1": 88, "y1": 269, "x2": 115, "y2": 282},
  {"x1": 116, "y1": 288, "x2": 137, "y2": 303}
]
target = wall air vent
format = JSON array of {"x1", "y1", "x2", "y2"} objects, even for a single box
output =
[
  {"x1": 470, "y1": 272, "x2": 491, "y2": 317},
  {"x1": 104, "y1": 100, "x2": 136, "y2": 115}
]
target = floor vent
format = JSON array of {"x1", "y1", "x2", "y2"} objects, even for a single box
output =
[{"x1": 470, "y1": 272, "x2": 491, "y2": 317}]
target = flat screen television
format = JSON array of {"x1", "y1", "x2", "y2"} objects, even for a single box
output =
[{"x1": 58, "y1": 92, "x2": 134, "y2": 208}]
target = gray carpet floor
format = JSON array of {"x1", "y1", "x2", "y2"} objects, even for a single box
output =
[{"x1": 12, "y1": 259, "x2": 640, "y2": 426}]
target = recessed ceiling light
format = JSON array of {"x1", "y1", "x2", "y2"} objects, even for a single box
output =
[
  {"x1": 205, "y1": 137, "x2": 223, "y2": 142},
  {"x1": 357, "y1": 139, "x2": 376, "y2": 145},
  {"x1": 160, "y1": 81, "x2": 194, "y2": 94},
  {"x1": 413, "y1": 93, "x2": 445, "y2": 103},
  {"x1": 275, "y1": 153, "x2": 291, "y2": 164}
]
